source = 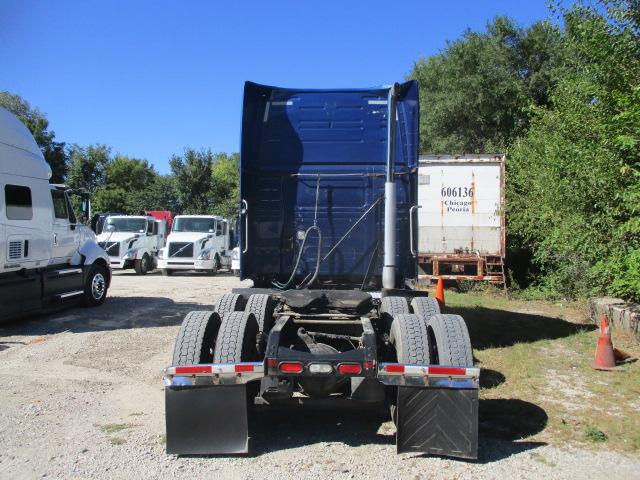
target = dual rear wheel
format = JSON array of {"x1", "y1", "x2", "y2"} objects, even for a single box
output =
[
  {"x1": 172, "y1": 293, "x2": 274, "y2": 365},
  {"x1": 381, "y1": 295, "x2": 473, "y2": 367}
]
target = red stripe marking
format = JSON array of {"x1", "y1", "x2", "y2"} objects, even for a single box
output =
[
  {"x1": 384, "y1": 364, "x2": 405, "y2": 373},
  {"x1": 234, "y1": 364, "x2": 255, "y2": 373},
  {"x1": 175, "y1": 365, "x2": 211, "y2": 375},
  {"x1": 429, "y1": 366, "x2": 466, "y2": 376}
]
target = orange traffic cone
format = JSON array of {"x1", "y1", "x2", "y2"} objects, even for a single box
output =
[
  {"x1": 435, "y1": 277, "x2": 445, "y2": 308},
  {"x1": 591, "y1": 315, "x2": 617, "y2": 371}
]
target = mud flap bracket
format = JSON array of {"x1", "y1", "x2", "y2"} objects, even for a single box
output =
[
  {"x1": 396, "y1": 386, "x2": 478, "y2": 459},
  {"x1": 165, "y1": 385, "x2": 249, "y2": 455}
]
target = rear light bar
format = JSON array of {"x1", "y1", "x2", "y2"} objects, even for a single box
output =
[
  {"x1": 377, "y1": 363, "x2": 480, "y2": 389},
  {"x1": 164, "y1": 362, "x2": 264, "y2": 386}
]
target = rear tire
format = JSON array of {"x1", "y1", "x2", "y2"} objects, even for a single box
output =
[
  {"x1": 389, "y1": 313, "x2": 430, "y2": 364},
  {"x1": 172, "y1": 311, "x2": 222, "y2": 365},
  {"x1": 389, "y1": 313, "x2": 430, "y2": 424},
  {"x1": 244, "y1": 294, "x2": 275, "y2": 332},
  {"x1": 410, "y1": 297, "x2": 441, "y2": 325},
  {"x1": 380, "y1": 296, "x2": 410, "y2": 332},
  {"x1": 214, "y1": 293, "x2": 246, "y2": 314},
  {"x1": 213, "y1": 312, "x2": 260, "y2": 363},
  {"x1": 207, "y1": 255, "x2": 220, "y2": 276},
  {"x1": 134, "y1": 254, "x2": 150, "y2": 275},
  {"x1": 82, "y1": 264, "x2": 108, "y2": 307},
  {"x1": 427, "y1": 314, "x2": 473, "y2": 366}
]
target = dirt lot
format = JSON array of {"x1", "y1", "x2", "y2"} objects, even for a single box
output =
[{"x1": 0, "y1": 272, "x2": 639, "y2": 479}]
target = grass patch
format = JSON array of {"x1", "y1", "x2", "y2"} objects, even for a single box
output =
[
  {"x1": 97, "y1": 423, "x2": 135, "y2": 434},
  {"x1": 110, "y1": 437, "x2": 126, "y2": 445},
  {"x1": 442, "y1": 291, "x2": 640, "y2": 452},
  {"x1": 585, "y1": 426, "x2": 608, "y2": 443}
]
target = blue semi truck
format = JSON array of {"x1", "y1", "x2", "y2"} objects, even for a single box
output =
[{"x1": 163, "y1": 81, "x2": 479, "y2": 459}]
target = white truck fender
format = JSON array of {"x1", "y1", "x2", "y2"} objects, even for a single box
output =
[{"x1": 75, "y1": 239, "x2": 110, "y2": 266}]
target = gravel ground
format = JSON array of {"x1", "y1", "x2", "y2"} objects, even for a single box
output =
[{"x1": 0, "y1": 271, "x2": 638, "y2": 479}]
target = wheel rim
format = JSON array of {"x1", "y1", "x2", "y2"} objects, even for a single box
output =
[
  {"x1": 142, "y1": 257, "x2": 148, "y2": 270},
  {"x1": 92, "y1": 273, "x2": 106, "y2": 300}
]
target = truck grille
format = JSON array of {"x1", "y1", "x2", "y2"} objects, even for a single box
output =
[
  {"x1": 99, "y1": 241, "x2": 120, "y2": 257},
  {"x1": 169, "y1": 242, "x2": 193, "y2": 258},
  {"x1": 8, "y1": 241, "x2": 23, "y2": 260}
]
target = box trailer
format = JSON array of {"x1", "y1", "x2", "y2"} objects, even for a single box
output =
[
  {"x1": 163, "y1": 81, "x2": 479, "y2": 459},
  {"x1": 416, "y1": 154, "x2": 506, "y2": 286}
]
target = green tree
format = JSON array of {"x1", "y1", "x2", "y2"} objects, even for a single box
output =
[
  {"x1": 105, "y1": 155, "x2": 156, "y2": 192},
  {"x1": 169, "y1": 148, "x2": 215, "y2": 213},
  {"x1": 0, "y1": 91, "x2": 67, "y2": 182},
  {"x1": 408, "y1": 17, "x2": 564, "y2": 153},
  {"x1": 128, "y1": 175, "x2": 180, "y2": 213},
  {"x1": 67, "y1": 144, "x2": 110, "y2": 192},
  {"x1": 210, "y1": 153, "x2": 240, "y2": 218},
  {"x1": 508, "y1": 1, "x2": 640, "y2": 299},
  {"x1": 93, "y1": 154, "x2": 158, "y2": 213}
]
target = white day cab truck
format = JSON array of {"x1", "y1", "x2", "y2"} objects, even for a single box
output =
[
  {"x1": 0, "y1": 107, "x2": 111, "y2": 322},
  {"x1": 158, "y1": 215, "x2": 233, "y2": 276},
  {"x1": 96, "y1": 215, "x2": 167, "y2": 275}
]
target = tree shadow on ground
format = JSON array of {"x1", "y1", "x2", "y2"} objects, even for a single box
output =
[
  {"x1": 0, "y1": 296, "x2": 204, "y2": 337},
  {"x1": 448, "y1": 306, "x2": 596, "y2": 350}
]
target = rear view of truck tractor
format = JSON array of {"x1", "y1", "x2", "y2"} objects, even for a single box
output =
[{"x1": 164, "y1": 81, "x2": 479, "y2": 459}]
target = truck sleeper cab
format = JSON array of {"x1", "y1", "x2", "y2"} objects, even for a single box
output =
[
  {"x1": 96, "y1": 215, "x2": 166, "y2": 275},
  {"x1": 164, "y1": 81, "x2": 479, "y2": 459},
  {"x1": 0, "y1": 107, "x2": 111, "y2": 322},
  {"x1": 158, "y1": 215, "x2": 232, "y2": 276}
]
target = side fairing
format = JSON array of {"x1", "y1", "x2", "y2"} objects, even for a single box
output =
[{"x1": 240, "y1": 81, "x2": 419, "y2": 288}]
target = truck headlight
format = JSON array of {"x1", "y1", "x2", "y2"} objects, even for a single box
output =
[{"x1": 197, "y1": 250, "x2": 211, "y2": 260}]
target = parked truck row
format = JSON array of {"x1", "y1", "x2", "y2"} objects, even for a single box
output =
[{"x1": 93, "y1": 213, "x2": 238, "y2": 276}]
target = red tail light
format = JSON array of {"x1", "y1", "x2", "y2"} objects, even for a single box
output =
[
  {"x1": 338, "y1": 363, "x2": 362, "y2": 375},
  {"x1": 363, "y1": 361, "x2": 375, "y2": 370},
  {"x1": 279, "y1": 362, "x2": 304, "y2": 374}
]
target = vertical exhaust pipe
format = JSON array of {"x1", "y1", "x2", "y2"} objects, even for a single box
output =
[{"x1": 382, "y1": 83, "x2": 399, "y2": 289}]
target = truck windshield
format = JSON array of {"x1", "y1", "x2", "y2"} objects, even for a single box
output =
[
  {"x1": 105, "y1": 217, "x2": 146, "y2": 233},
  {"x1": 173, "y1": 218, "x2": 216, "y2": 233}
]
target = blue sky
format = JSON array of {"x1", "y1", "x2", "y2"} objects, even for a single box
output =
[{"x1": 1, "y1": 1, "x2": 554, "y2": 174}]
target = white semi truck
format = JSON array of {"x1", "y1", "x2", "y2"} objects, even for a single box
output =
[
  {"x1": 0, "y1": 107, "x2": 111, "y2": 322},
  {"x1": 157, "y1": 215, "x2": 232, "y2": 276},
  {"x1": 96, "y1": 215, "x2": 167, "y2": 275}
]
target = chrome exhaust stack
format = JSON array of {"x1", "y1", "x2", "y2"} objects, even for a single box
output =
[{"x1": 382, "y1": 83, "x2": 399, "y2": 290}]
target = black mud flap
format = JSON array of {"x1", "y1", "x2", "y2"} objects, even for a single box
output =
[
  {"x1": 165, "y1": 385, "x2": 249, "y2": 455},
  {"x1": 396, "y1": 387, "x2": 478, "y2": 459}
]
